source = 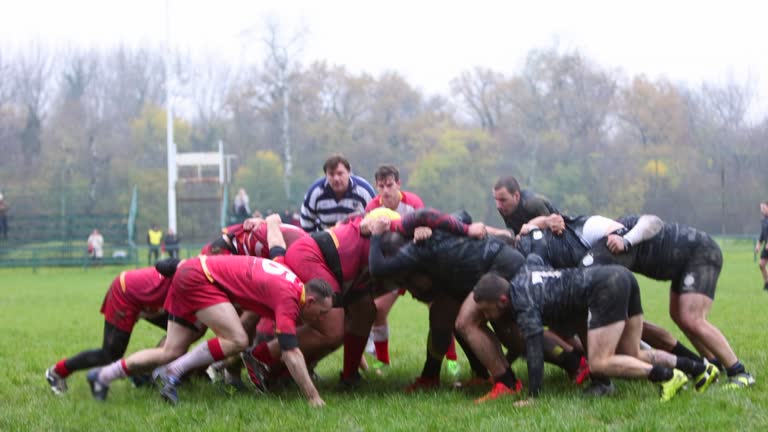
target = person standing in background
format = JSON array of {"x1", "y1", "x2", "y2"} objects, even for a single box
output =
[
  {"x1": 164, "y1": 228, "x2": 180, "y2": 259},
  {"x1": 0, "y1": 193, "x2": 8, "y2": 240},
  {"x1": 87, "y1": 229, "x2": 104, "y2": 263},
  {"x1": 755, "y1": 201, "x2": 768, "y2": 291},
  {"x1": 147, "y1": 224, "x2": 163, "y2": 265}
]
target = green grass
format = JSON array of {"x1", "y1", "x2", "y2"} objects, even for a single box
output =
[{"x1": 1, "y1": 244, "x2": 767, "y2": 431}]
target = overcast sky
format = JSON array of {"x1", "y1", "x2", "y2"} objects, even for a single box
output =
[{"x1": 2, "y1": 0, "x2": 766, "y2": 118}]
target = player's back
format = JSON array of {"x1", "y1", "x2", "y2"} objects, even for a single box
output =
[
  {"x1": 120, "y1": 267, "x2": 172, "y2": 309},
  {"x1": 619, "y1": 216, "x2": 713, "y2": 280},
  {"x1": 204, "y1": 255, "x2": 302, "y2": 317}
]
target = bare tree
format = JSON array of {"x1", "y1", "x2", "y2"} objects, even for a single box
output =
[
  {"x1": 13, "y1": 43, "x2": 55, "y2": 164},
  {"x1": 450, "y1": 67, "x2": 508, "y2": 131}
]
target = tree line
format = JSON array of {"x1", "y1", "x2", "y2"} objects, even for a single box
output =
[{"x1": 1, "y1": 39, "x2": 767, "y2": 241}]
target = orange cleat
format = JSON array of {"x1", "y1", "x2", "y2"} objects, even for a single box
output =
[{"x1": 474, "y1": 380, "x2": 523, "y2": 404}]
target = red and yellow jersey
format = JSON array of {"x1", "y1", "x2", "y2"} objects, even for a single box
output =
[
  {"x1": 199, "y1": 255, "x2": 304, "y2": 335},
  {"x1": 201, "y1": 223, "x2": 307, "y2": 257},
  {"x1": 113, "y1": 267, "x2": 171, "y2": 312},
  {"x1": 365, "y1": 190, "x2": 425, "y2": 216}
]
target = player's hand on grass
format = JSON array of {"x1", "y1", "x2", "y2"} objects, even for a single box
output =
[
  {"x1": 308, "y1": 396, "x2": 326, "y2": 407},
  {"x1": 243, "y1": 217, "x2": 264, "y2": 231},
  {"x1": 413, "y1": 227, "x2": 432, "y2": 242},
  {"x1": 513, "y1": 399, "x2": 533, "y2": 408},
  {"x1": 468, "y1": 222, "x2": 487, "y2": 239}
]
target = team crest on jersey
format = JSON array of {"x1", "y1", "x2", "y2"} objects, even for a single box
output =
[
  {"x1": 533, "y1": 230, "x2": 543, "y2": 240},
  {"x1": 582, "y1": 254, "x2": 594, "y2": 267}
]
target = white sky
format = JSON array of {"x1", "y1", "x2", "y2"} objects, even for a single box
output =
[{"x1": 2, "y1": 0, "x2": 767, "y2": 119}]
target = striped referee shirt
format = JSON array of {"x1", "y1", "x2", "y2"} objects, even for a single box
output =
[{"x1": 299, "y1": 175, "x2": 376, "y2": 232}]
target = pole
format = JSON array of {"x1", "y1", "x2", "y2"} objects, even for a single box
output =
[{"x1": 165, "y1": 0, "x2": 177, "y2": 232}]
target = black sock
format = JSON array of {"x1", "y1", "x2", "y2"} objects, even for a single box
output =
[
  {"x1": 725, "y1": 361, "x2": 746, "y2": 377},
  {"x1": 493, "y1": 368, "x2": 518, "y2": 388},
  {"x1": 420, "y1": 352, "x2": 442, "y2": 379},
  {"x1": 671, "y1": 342, "x2": 701, "y2": 362},
  {"x1": 648, "y1": 365, "x2": 674, "y2": 382},
  {"x1": 676, "y1": 357, "x2": 706, "y2": 376},
  {"x1": 550, "y1": 349, "x2": 582, "y2": 373}
]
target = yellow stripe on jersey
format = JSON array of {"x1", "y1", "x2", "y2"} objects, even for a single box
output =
[
  {"x1": 199, "y1": 255, "x2": 215, "y2": 283},
  {"x1": 119, "y1": 271, "x2": 127, "y2": 292}
]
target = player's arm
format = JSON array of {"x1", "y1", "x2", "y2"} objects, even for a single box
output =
[
  {"x1": 524, "y1": 330, "x2": 545, "y2": 397},
  {"x1": 265, "y1": 214, "x2": 287, "y2": 258},
  {"x1": 397, "y1": 208, "x2": 486, "y2": 238},
  {"x1": 607, "y1": 214, "x2": 663, "y2": 254},
  {"x1": 368, "y1": 230, "x2": 420, "y2": 277},
  {"x1": 299, "y1": 192, "x2": 320, "y2": 233},
  {"x1": 522, "y1": 214, "x2": 564, "y2": 236},
  {"x1": 274, "y1": 311, "x2": 325, "y2": 407},
  {"x1": 282, "y1": 347, "x2": 324, "y2": 407}
]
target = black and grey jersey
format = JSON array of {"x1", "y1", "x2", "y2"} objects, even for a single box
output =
[
  {"x1": 370, "y1": 231, "x2": 525, "y2": 299},
  {"x1": 507, "y1": 266, "x2": 590, "y2": 338},
  {"x1": 515, "y1": 216, "x2": 589, "y2": 269},
  {"x1": 616, "y1": 216, "x2": 715, "y2": 280},
  {"x1": 760, "y1": 217, "x2": 768, "y2": 243},
  {"x1": 500, "y1": 190, "x2": 559, "y2": 235}
]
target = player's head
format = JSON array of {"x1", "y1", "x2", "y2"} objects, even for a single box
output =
[
  {"x1": 761, "y1": 201, "x2": 768, "y2": 216},
  {"x1": 201, "y1": 236, "x2": 233, "y2": 256},
  {"x1": 374, "y1": 164, "x2": 402, "y2": 208},
  {"x1": 323, "y1": 154, "x2": 352, "y2": 196},
  {"x1": 301, "y1": 278, "x2": 334, "y2": 322},
  {"x1": 473, "y1": 272, "x2": 511, "y2": 321},
  {"x1": 493, "y1": 176, "x2": 521, "y2": 216}
]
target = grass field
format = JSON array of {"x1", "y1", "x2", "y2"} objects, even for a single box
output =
[{"x1": 1, "y1": 242, "x2": 766, "y2": 431}]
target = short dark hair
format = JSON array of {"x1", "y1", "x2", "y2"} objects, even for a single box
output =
[
  {"x1": 494, "y1": 176, "x2": 520, "y2": 194},
  {"x1": 380, "y1": 232, "x2": 407, "y2": 255},
  {"x1": 305, "y1": 278, "x2": 334, "y2": 300},
  {"x1": 323, "y1": 154, "x2": 351, "y2": 173},
  {"x1": 473, "y1": 273, "x2": 509, "y2": 303},
  {"x1": 374, "y1": 164, "x2": 400, "y2": 182}
]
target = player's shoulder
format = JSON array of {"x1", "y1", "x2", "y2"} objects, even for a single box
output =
[
  {"x1": 401, "y1": 190, "x2": 425, "y2": 208},
  {"x1": 350, "y1": 175, "x2": 376, "y2": 197},
  {"x1": 365, "y1": 196, "x2": 383, "y2": 212}
]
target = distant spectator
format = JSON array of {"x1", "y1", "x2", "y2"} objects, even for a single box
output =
[
  {"x1": 87, "y1": 229, "x2": 104, "y2": 263},
  {"x1": 147, "y1": 224, "x2": 163, "y2": 265},
  {"x1": 252, "y1": 210, "x2": 263, "y2": 218},
  {"x1": 0, "y1": 193, "x2": 7, "y2": 240},
  {"x1": 163, "y1": 228, "x2": 180, "y2": 259},
  {"x1": 755, "y1": 201, "x2": 768, "y2": 291},
  {"x1": 233, "y1": 188, "x2": 251, "y2": 220},
  {"x1": 299, "y1": 154, "x2": 375, "y2": 232},
  {"x1": 282, "y1": 208, "x2": 301, "y2": 227}
]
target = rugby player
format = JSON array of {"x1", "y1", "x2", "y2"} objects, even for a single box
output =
[
  {"x1": 581, "y1": 216, "x2": 756, "y2": 388},
  {"x1": 45, "y1": 259, "x2": 183, "y2": 395},
  {"x1": 755, "y1": 201, "x2": 768, "y2": 291},
  {"x1": 467, "y1": 267, "x2": 715, "y2": 403},
  {"x1": 492, "y1": 175, "x2": 564, "y2": 236},
  {"x1": 86, "y1": 254, "x2": 334, "y2": 407},
  {"x1": 363, "y1": 164, "x2": 461, "y2": 374},
  {"x1": 367, "y1": 216, "x2": 589, "y2": 393},
  {"x1": 242, "y1": 208, "x2": 486, "y2": 388}
]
